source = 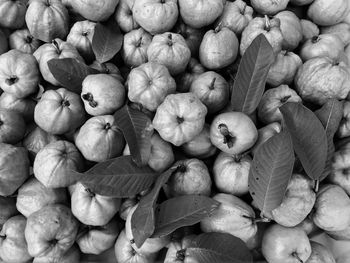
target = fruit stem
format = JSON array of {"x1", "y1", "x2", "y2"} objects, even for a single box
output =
[
  {"x1": 292, "y1": 252, "x2": 303, "y2": 263},
  {"x1": 167, "y1": 33, "x2": 173, "y2": 46},
  {"x1": 253, "y1": 217, "x2": 271, "y2": 223},
  {"x1": 311, "y1": 36, "x2": 320, "y2": 43},
  {"x1": 25, "y1": 35, "x2": 33, "y2": 43},
  {"x1": 51, "y1": 39, "x2": 61, "y2": 54},
  {"x1": 218, "y1": 124, "x2": 236, "y2": 149},
  {"x1": 314, "y1": 180, "x2": 320, "y2": 193},
  {"x1": 264, "y1": 15, "x2": 271, "y2": 31},
  {"x1": 209, "y1": 78, "x2": 216, "y2": 90},
  {"x1": 214, "y1": 22, "x2": 222, "y2": 33},
  {"x1": 82, "y1": 93, "x2": 98, "y2": 108}
]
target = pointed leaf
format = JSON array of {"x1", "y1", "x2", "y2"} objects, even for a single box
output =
[
  {"x1": 151, "y1": 195, "x2": 219, "y2": 238},
  {"x1": 280, "y1": 102, "x2": 328, "y2": 181},
  {"x1": 315, "y1": 99, "x2": 344, "y2": 181},
  {"x1": 187, "y1": 232, "x2": 253, "y2": 263},
  {"x1": 114, "y1": 105, "x2": 153, "y2": 167},
  {"x1": 92, "y1": 19, "x2": 123, "y2": 63},
  {"x1": 79, "y1": 156, "x2": 158, "y2": 197},
  {"x1": 131, "y1": 165, "x2": 178, "y2": 248},
  {"x1": 47, "y1": 58, "x2": 99, "y2": 94},
  {"x1": 230, "y1": 34, "x2": 274, "y2": 115},
  {"x1": 249, "y1": 129, "x2": 295, "y2": 218}
]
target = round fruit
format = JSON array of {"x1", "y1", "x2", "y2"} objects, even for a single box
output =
[
  {"x1": 9, "y1": 29, "x2": 41, "y2": 54},
  {"x1": 330, "y1": 144, "x2": 350, "y2": 195},
  {"x1": 210, "y1": 111, "x2": 258, "y2": 155},
  {"x1": 251, "y1": 122, "x2": 282, "y2": 156},
  {"x1": 0, "y1": 49, "x2": 39, "y2": 98},
  {"x1": 307, "y1": 0, "x2": 349, "y2": 26},
  {"x1": 300, "y1": 19, "x2": 320, "y2": 42},
  {"x1": 25, "y1": 0, "x2": 69, "y2": 42},
  {"x1": 0, "y1": 109, "x2": 26, "y2": 144},
  {"x1": 321, "y1": 22, "x2": 350, "y2": 46},
  {"x1": 70, "y1": 0, "x2": 119, "y2": 22},
  {"x1": 89, "y1": 61, "x2": 124, "y2": 83},
  {"x1": 152, "y1": 92, "x2": 207, "y2": 146},
  {"x1": 34, "y1": 88, "x2": 86, "y2": 135},
  {"x1": 0, "y1": 0, "x2": 27, "y2": 29},
  {"x1": 132, "y1": 0, "x2": 178, "y2": 35},
  {"x1": 175, "y1": 58, "x2": 205, "y2": 93},
  {"x1": 199, "y1": 26, "x2": 239, "y2": 70},
  {"x1": 114, "y1": 0, "x2": 139, "y2": 33},
  {"x1": 337, "y1": 101, "x2": 350, "y2": 138},
  {"x1": 0, "y1": 92, "x2": 36, "y2": 122},
  {"x1": 251, "y1": 0, "x2": 289, "y2": 15},
  {"x1": 81, "y1": 74, "x2": 125, "y2": 116},
  {"x1": 147, "y1": 32, "x2": 191, "y2": 75}
]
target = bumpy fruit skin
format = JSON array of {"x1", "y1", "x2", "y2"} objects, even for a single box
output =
[
  {"x1": 337, "y1": 101, "x2": 350, "y2": 138},
  {"x1": 70, "y1": 0, "x2": 119, "y2": 22},
  {"x1": 33, "y1": 140, "x2": 84, "y2": 188},
  {"x1": 261, "y1": 224, "x2": 312, "y2": 263},
  {"x1": 258, "y1": 85, "x2": 302, "y2": 124},
  {"x1": 9, "y1": 29, "x2": 41, "y2": 54},
  {"x1": 215, "y1": 0, "x2": 253, "y2": 35},
  {"x1": 267, "y1": 51, "x2": 302, "y2": 87},
  {"x1": 77, "y1": 219, "x2": 119, "y2": 255},
  {"x1": 0, "y1": 0, "x2": 27, "y2": 29},
  {"x1": 178, "y1": 0, "x2": 225, "y2": 29},
  {"x1": 164, "y1": 158, "x2": 212, "y2": 198},
  {"x1": 200, "y1": 193, "x2": 257, "y2": 243},
  {"x1": 25, "y1": 204, "x2": 79, "y2": 258},
  {"x1": 295, "y1": 57, "x2": 350, "y2": 105},
  {"x1": 300, "y1": 19, "x2": 320, "y2": 42},
  {"x1": 274, "y1": 11, "x2": 303, "y2": 50},
  {"x1": 175, "y1": 58, "x2": 205, "y2": 93},
  {"x1": 307, "y1": 0, "x2": 349, "y2": 26},
  {"x1": 147, "y1": 32, "x2": 191, "y2": 75},
  {"x1": 330, "y1": 144, "x2": 350, "y2": 195},
  {"x1": 75, "y1": 115, "x2": 126, "y2": 162},
  {"x1": 132, "y1": 0, "x2": 178, "y2": 35},
  {"x1": 173, "y1": 20, "x2": 204, "y2": 57},
  {"x1": 321, "y1": 23, "x2": 350, "y2": 46},
  {"x1": 181, "y1": 124, "x2": 217, "y2": 159},
  {"x1": 70, "y1": 182, "x2": 121, "y2": 226},
  {"x1": 122, "y1": 28, "x2": 152, "y2": 68},
  {"x1": 115, "y1": 229, "x2": 157, "y2": 263},
  {"x1": 33, "y1": 244, "x2": 81, "y2": 263},
  {"x1": 81, "y1": 74, "x2": 125, "y2": 116},
  {"x1": 16, "y1": 177, "x2": 68, "y2": 218},
  {"x1": 199, "y1": 27, "x2": 239, "y2": 70},
  {"x1": 213, "y1": 152, "x2": 251, "y2": 196},
  {"x1": 251, "y1": 0, "x2": 289, "y2": 15},
  {"x1": 300, "y1": 34, "x2": 345, "y2": 62},
  {"x1": 153, "y1": 92, "x2": 207, "y2": 146},
  {"x1": 0, "y1": 143, "x2": 29, "y2": 196},
  {"x1": 240, "y1": 16, "x2": 284, "y2": 56},
  {"x1": 0, "y1": 92, "x2": 36, "y2": 122},
  {"x1": 312, "y1": 184, "x2": 350, "y2": 231},
  {"x1": 306, "y1": 241, "x2": 336, "y2": 263},
  {"x1": 210, "y1": 112, "x2": 258, "y2": 155},
  {"x1": 128, "y1": 62, "x2": 176, "y2": 112},
  {"x1": 33, "y1": 39, "x2": 83, "y2": 86},
  {"x1": 0, "y1": 49, "x2": 39, "y2": 98},
  {"x1": 25, "y1": 0, "x2": 69, "y2": 42},
  {"x1": 114, "y1": 0, "x2": 139, "y2": 33},
  {"x1": 66, "y1": 20, "x2": 96, "y2": 63},
  {"x1": 0, "y1": 109, "x2": 26, "y2": 144},
  {"x1": 0, "y1": 196, "x2": 17, "y2": 229},
  {"x1": 34, "y1": 88, "x2": 86, "y2": 135},
  {"x1": 125, "y1": 205, "x2": 171, "y2": 254},
  {"x1": 271, "y1": 174, "x2": 316, "y2": 227},
  {"x1": 0, "y1": 215, "x2": 32, "y2": 263}
]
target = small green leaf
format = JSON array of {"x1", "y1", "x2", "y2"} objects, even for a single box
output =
[
  {"x1": 187, "y1": 232, "x2": 253, "y2": 263},
  {"x1": 114, "y1": 105, "x2": 153, "y2": 167},
  {"x1": 249, "y1": 130, "x2": 295, "y2": 218},
  {"x1": 151, "y1": 195, "x2": 219, "y2": 238},
  {"x1": 315, "y1": 99, "x2": 344, "y2": 181},
  {"x1": 92, "y1": 19, "x2": 123, "y2": 63},
  {"x1": 131, "y1": 165, "x2": 178, "y2": 248},
  {"x1": 230, "y1": 34, "x2": 274, "y2": 115},
  {"x1": 78, "y1": 156, "x2": 158, "y2": 198},
  {"x1": 280, "y1": 102, "x2": 328, "y2": 181},
  {"x1": 47, "y1": 58, "x2": 99, "y2": 94}
]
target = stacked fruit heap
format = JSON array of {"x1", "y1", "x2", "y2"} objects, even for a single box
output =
[{"x1": 2, "y1": 0, "x2": 350, "y2": 262}]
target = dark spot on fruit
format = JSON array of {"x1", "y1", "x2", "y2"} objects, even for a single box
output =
[
  {"x1": 177, "y1": 116, "x2": 184, "y2": 124},
  {"x1": 5, "y1": 75, "x2": 18, "y2": 86},
  {"x1": 61, "y1": 99, "x2": 70, "y2": 107},
  {"x1": 105, "y1": 123, "x2": 112, "y2": 130}
]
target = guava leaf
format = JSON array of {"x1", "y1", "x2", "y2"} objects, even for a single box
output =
[
  {"x1": 151, "y1": 195, "x2": 219, "y2": 238},
  {"x1": 78, "y1": 156, "x2": 158, "y2": 197},
  {"x1": 114, "y1": 105, "x2": 153, "y2": 167},
  {"x1": 315, "y1": 99, "x2": 344, "y2": 181},
  {"x1": 47, "y1": 58, "x2": 99, "y2": 94},
  {"x1": 230, "y1": 34, "x2": 274, "y2": 115},
  {"x1": 280, "y1": 102, "x2": 328, "y2": 181},
  {"x1": 249, "y1": 129, "x2": 295, "y2": 218},
  {"x1": 131, "y1": 165, "x2": 178, "y2": 248},
  {"x1": 187, "y1": 232, "x2": 253, "y2": 263},
  {"x1": 92, "y1": 18, "x2": 123, "y2": 63}
]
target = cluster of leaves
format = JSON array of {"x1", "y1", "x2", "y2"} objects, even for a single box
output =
[{"x1": 46, "y1": 22, "x2": 343, "y2": 261}]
